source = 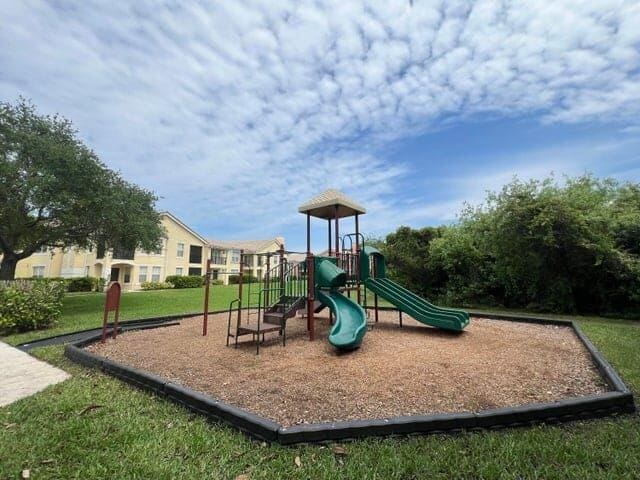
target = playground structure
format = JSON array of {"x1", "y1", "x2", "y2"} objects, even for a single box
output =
[
  {"x1": 73, "y1": 190, "x2": 634, "y2": 443},
  {"x1": 204, "y1": 189, "x2": 470, "y2": 353}
]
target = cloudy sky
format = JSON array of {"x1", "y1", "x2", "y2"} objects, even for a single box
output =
[{"x1": 2, "y1": 1, "x2": 639, "y2": 251}]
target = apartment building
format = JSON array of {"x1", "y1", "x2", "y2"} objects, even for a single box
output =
[
  {"x1": 12, "y1": 212, "x2": 210, "y2": 290},
  {"x1": 209, "y1": 237, "x2": 285, "y2": 285},
  {"x1": 10, "y1": 212, "x2": 285, "y2": 290}
]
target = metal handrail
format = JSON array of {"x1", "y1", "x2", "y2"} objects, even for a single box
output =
[{"x1": 226, "y1": 298, "x2": 240, "y2": 347}]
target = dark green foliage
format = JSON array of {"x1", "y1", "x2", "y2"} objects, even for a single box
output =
[
  {"x1": 165, "y1": 275, "x2": 204, "y2": 288},
  {"x1": 66, "y1": 276, "x2": 105, "y2": 292},
  {"x1": 0, "y1": 279, "x2": 65, "y2": 334},
  {"x1": 228, "y1": 274, "x2": 259, "y2": 284},
  {"x1": 383, "y1": 175, "x2": 640, "y2": 315},
  {"x1": 0, "y1": 98, "x2": 165, "y2": 279}
]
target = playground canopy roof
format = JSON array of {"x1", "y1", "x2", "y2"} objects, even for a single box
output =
[{"x1": 298, "y1": 189, "x2": 366, "y2": 219}]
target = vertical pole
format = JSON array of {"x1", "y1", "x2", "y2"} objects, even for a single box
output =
[
  {"x1": 203, "y1": 259, "x2": 211, "y2": 336},
  {"x1": 355, "y1": 213, "x2": 361, "y2": 305},
  {"x1": 399, "y1": 310, "x2": 403, "y2": 328},
  {"x1": 112, "y1": 308, "x2": 120, "y2": 340},
  {"x1": 306, "y1": 213, "x2": 314, "y2": 340},
  {"x1": 265, "y1": 253, "x2": 271, "y2": 307},
  {"x1": 328, "y1": 219, "x2": 332, "y2": 256},
  {"x1": 334, "y1": 205, "x2": 339, "y2": 257},
  {"x1": 373, "y1": 258, "x2": 379, "y2": 323},
  {"x1": 278, "y1": 245, "x2": 285, "y2": 298},
  {"x1": 238, "y1": 250, "x2": 244, "y2": 327},
  {"x1": 101, "y1": 309, "x2": 109, "y2": 343}
]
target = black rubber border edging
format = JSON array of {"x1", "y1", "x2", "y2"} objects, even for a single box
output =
[
  {"x1": 64, "y1": 310, "x2": 636, "y2": 445},
  {"x1": 17, "y1": 309, "x2": 228, "y2": 350}
]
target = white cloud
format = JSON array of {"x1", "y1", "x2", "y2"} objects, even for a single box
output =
[{"x1": 1, "y1": 0, "x2": 639, "y2": 249}]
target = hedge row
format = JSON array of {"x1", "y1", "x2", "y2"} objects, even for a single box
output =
[
  {"x1": 228, "y1": 274, "x2": 259, "y2": 284},
  {"x1": 165, "y1": 275, "x2": 204, "y2": 288},
  {"x1": 18, "y1": 276, "x2": 105, "y2": 292}
]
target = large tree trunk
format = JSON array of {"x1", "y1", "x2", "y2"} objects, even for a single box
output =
[{"x1": 0, "y1": 253, "x2": 19, "y2": 280}]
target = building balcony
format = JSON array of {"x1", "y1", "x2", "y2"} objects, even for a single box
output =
[{"x1": 112, "y1": 247, "x2": 135, "y2": 260}]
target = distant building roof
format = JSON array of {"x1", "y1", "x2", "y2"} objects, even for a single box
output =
[
  {"x1": 298, "y1": 189, "x2": 366, "y2": 219},
  {"x1": 208, "y1": 237, "x2": 284, "y2": 253},
  {"x1": 159, "y1": 212, "x2": 209, "y2": 244}
]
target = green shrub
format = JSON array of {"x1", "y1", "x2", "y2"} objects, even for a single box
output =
[
  {"x1": 228, "y1": 274, "x2": 259, "y2": 284},
  {"x1": 0, "y1": 280, "x2": 66, "y2": 334},
  {"x1": 140, "y1": 281, "x2": 174, "y2": 290},
  {"x1": 67, "y1": 277, "x2": 94, "y2": 292},
  {"x1": 211, "y1": 279, "x2": 224, "y2": 286},
  {"x1": 165, "y1": 275, "x2": 204, "y2": 289}
]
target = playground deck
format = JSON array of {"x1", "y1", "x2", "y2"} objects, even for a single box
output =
[{"x1": 87, "y1": 311, "x2": 608, "y2": 426}]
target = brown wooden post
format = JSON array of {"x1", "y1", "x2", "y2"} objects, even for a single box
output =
[
  {"x1": 238, "y1": 249, "x2": 244, "y2": 326},
  {"x1": 355, "y1": 213, "x2": 361, "y2": 305},
  {"x1": 101, "y1": 282, "x2": 121, "y2": 342},
  {"x1": 203, "y1": 259, "x2": 212, "y2": 336}
]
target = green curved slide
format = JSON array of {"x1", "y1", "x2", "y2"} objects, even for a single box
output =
[
  {"x1": 317, "y1": 290, "x2": 367, "y2": 350},
  {"x1": 315, "y1": 257, "x2": 368, "y2": 350},
  {"x1": 361, "y1": 247, "x2": 469, "y2": 332}
]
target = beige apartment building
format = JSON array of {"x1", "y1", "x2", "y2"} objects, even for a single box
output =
[
  {"x1": 10, "y1": 212, "x2": 284, "y2": 290},
  {"x1": 209, "y1": 238, "x2": 285, "y2": 285}
]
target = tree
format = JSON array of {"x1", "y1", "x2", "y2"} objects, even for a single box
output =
[
  {"x1": 0, "y1": 98, "x2": 165, "y2": 280},
  {"x1": 382, "y1": 174, "x2": 640, "y2": 315}
]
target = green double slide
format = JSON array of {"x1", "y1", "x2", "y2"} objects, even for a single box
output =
[
  {"x1": 315, "y1": 257, "x2": 367, "y2": 350},
  {"x1": 361, "y1": 247, "x2": 469, "y2": 332}
]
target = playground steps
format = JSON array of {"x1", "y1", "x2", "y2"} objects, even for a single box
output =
[{"x1": 263, "y1": 295, "x2": 306, "y2": 325}]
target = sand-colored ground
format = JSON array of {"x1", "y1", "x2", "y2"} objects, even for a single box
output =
[{"x1": 88, "y1": 311, "x2": 608, "y2": 426}]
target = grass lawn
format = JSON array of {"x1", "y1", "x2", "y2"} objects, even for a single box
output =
[{"x1": 1, "y1": 292, "x2": 639, "y2": 478}]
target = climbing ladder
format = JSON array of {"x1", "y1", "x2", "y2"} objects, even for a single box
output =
[{"x1": 226, "y1": 253, "x2": 307, "y2": 354}]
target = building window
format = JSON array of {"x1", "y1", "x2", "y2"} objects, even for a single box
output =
[
  {"x1": 176, "y1": 267, "x2": 183, "y2": 276},
  {"x1": 212, "y1": 249, "x2": 227, "y2": 264},
  {"x1": 189, "y1": 245, "x2": 202, "y2": 264},
  {"x1": 152, "y1": 266, "x2": 161, "y2": 282},
  {"x1": 138, "y1": 266, "x2": 148, "y2": 283},
  {"x1": 35, "y1": 245, "x2": 48, "y2": 254},
  {"x1": 32, "y1": 266, "x2": 45, "y2": 277},
  {"x1": 177, "y1": 242, "x2": 184, "y2": 258},
  {"x1": 188, "y1": 267, "x2": 201, "y2": 276},
  {"x1": 231, "y1": 249, "x2": 240, "y2": 264}
]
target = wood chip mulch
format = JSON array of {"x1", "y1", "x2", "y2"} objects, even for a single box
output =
[{"x1": 87, "y1": 311, "x2": 608, "y2": 426}]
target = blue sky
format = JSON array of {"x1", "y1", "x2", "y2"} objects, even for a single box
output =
[{"x1": 1, "y1": 1, "x2": 639, "y2": 251}]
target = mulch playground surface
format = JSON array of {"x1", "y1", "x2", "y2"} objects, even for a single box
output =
[{"x1": 88, "y1": 311, "x2": 608, "y2": 426}]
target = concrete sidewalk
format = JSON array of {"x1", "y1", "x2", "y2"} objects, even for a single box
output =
[{"x1": 0, "y1": 341, "x2": 70, "y2": 407}]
